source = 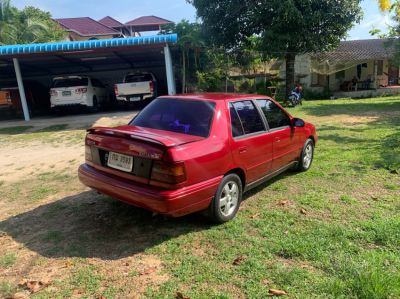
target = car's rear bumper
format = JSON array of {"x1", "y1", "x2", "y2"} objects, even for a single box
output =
[
  {"x1": 50, "y1": 96, "x2": 89, "y2": 108},
  {"x1": 78, "y1": 164, "x2": 221, "y2": 217},
  {"x1": 116, "y1": 93, "x2": 153, "y2": 102}
]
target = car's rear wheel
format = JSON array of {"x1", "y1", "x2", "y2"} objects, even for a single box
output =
[
  {"x1": 91, "y1": 96, "x2": 98, "y2": 112},
  {"x1": 208, "y1": 173, "x2": 242, "y2": 223},
  {"x1": 297, "y1": 138, "x2": 314, "y2": 171}
]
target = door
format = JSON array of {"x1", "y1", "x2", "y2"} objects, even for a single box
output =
[
  {"x1": 229, "y1": 100, "x2": 274, "y2": 183},
  {"x1": 388, "y1": 65, "x2": 399, "y2": 86},
  {"x1": 256, "y1": 99, "x2": 298, "y2": 170}
]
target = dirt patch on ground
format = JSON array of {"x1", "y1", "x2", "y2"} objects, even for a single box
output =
[
  {"x1": 0, "y1": 111, "x2": 137, "y2": 131},
  {"x1": 0, "y1": 111, "x2": 138, "y2": 184},
  {"x1": 0, "y1": 142, "x2": 83, "y2": 184}
]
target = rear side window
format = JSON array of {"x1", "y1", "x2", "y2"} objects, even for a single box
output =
[
  {"x1": 52, "y1": 78, "x2": 88, "y2": 88},
  {"x1": 229, "y1": 104, "x2": 244, "y2": 137},
  {"x1": 131, "y1": 98, "x2": 215, "y2": 137},
  {"x1": 231, "y1": 100, "x2": 265, "y2": 135},
  {"x1": 125, "y1": 74, "x2": 153, "y2": 83},
  {"x1": 256, "y1": 99, "x2": 290, "y2": 129}
]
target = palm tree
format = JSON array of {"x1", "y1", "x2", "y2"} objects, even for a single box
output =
[
  {"x1": 0, "y1": 0, "x2": 12, "y2": 23},
  {"x1": 1, "y1": 17, "x2": 49, "y2": 45},
  {"x1": 0, "y1": 0, "x2": 65, "y2": 45}
]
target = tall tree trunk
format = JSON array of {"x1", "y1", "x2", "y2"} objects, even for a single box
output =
[
  {"x1": 285, "y1": 52, "x2": 296, "y2": 100},
  {"x1": 182, "y1": 49, "x2": 186, "y2": 93}
]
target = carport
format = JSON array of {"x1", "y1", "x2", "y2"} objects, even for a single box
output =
[{"x1": 0, "y1": 34, "x2": 177, "y2": 121}]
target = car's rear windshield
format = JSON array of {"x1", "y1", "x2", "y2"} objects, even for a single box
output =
[
  {"x1": 125, "y1": 74, "x2": 153, "y2": 83},
  {"x1": 52, "y1": 78, "x2": 88, "y2": 88},
  {"x1": 130, "y1": 98, "x2": 215, "y2": 137}
]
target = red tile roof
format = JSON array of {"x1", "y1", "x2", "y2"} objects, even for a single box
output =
[
  {"x1": 125, "y1": 15, "x2": 173, "y2": 26},
  {"x1": 55, "y1": 17, "x2": 119, "y2": 36},
  {"x1": 98, "y1": 16, "x2": 124, "y2": 28}
]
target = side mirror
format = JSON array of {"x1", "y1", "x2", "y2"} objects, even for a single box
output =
[{"x1": 292, "y1": 118, "x2": 305, "y2": 127}]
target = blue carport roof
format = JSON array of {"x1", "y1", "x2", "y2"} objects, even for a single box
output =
[{"x1": 0, "y1": 34, "x2": 177, "y2": 57}]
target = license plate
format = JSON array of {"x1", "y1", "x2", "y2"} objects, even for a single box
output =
[
  {"x1": 62, "y1": 91, "x2": 71, "y2": 96},
  {"x1": 107, "y1": 151, "x2": 133, "y2": 172},
  {"x1": 130, "y1": 96, "x2": 141, "y2": 101}
]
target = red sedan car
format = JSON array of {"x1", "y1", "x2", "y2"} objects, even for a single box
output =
[{"x1": 78, "y1": 94, "x2": 317, "y2": 223}]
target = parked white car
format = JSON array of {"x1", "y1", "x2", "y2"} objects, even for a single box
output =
[
  {"x1": 50, "y1": 76, "x2": 107, "y2": 110},
  {"x1": 114, "y1": 72, "x2": 157, "y2": 103}
]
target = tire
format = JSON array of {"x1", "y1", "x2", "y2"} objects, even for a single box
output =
[
  {"x1": 208, "y1": 173, "x2": 242, "y2": 223},
  {"x1": 296, "y1": 138, "x2": 314, "y2": 171},
  {"x1": 91, "y1": 96, "x2": 98, "y2": 113}
]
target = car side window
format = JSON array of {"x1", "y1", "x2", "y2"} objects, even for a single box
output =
[
  {"x1": 229, "y1": 104, "x2": 244, "y2": 137},
  {"x1": 256, "y1": 99, "x2": 291, "y2": 129},
  {"x1": 231, "y1": 100, "x2": 265, "y2": 135}
]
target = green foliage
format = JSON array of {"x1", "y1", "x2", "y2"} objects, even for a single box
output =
[
  {"x1": 303, "y1": 86, "x2": 333, "y2": 100},
  {"x1": 161, "y1": 20, "x2": 267, "y2": 93},
  {"x1": 0, "y1": 0, "x2": 66, "y2": 45},
  {"x1": 188, "y1": 0, "x2": 363, "y2": 96}
]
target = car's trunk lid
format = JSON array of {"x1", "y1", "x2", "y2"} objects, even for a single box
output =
[{"x1": 85, "y1": 125, "x2": 204, "y2": 184}]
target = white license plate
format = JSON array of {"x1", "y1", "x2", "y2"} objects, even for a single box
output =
[
  {"x1": 130, "y1": 96, "x2": 141, "y2": 101},
  {"x1": 107, "y1": 151, "x2": 133, "y2": 172},
  {"x1": 62, "y1": 91, "x2": 71, "y2": 96}
]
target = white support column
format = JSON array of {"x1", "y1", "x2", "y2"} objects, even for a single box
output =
[
  {"x1": 164, "y1": 45, "x2": 176, "y2": 95},
  {"x1": 13, "y1": 58, "x2": 30, "y2": 121}
]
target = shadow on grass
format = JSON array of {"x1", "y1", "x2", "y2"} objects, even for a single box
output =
[
  {"x1": 381, "y1": 131, "x2": 400, "y2": 173},
  {"x1": 0, "y1": 190, "x2": 210, "y2": 260}
]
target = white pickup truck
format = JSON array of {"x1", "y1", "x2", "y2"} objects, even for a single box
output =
[{"x1": 114, "y1": 72, "x2": 157, "y2": 103}]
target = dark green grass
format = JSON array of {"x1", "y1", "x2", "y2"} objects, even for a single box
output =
[{"x1": 0, "y1": 125, "x2": 33, "y2": 135}]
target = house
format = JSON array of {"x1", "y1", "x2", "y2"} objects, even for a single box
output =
[
  {"x1": 55, "y1": 17, "x2": 122, "y2": 41},
  {"x1": 285, "y1": 39, "x2": 400, "y2": 98},
  {"x1": 125, "y1": 16, "x2": 175, "y2": 36},
  {"x1": 54, "y1": 15, "x2": 174, "y2": 41},
  {"x1": 98, "y1": 16, "x2": 130, "y2": 37}
]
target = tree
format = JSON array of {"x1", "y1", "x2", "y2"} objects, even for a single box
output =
[
  {"x1": 0, "y1": 0, "x2": 65, "y2": 45},
  {"x1": 161, "y1": 20, "x2": 206, "y2": 92},
  {"x1": 188, "y1": 0, "x2": 362, "y2": 97}
]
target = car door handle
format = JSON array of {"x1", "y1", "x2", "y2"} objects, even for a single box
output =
[
  {"x1": 275, "y1": 137, "x2": 281, "y2": 143},
  {"x1": 239, "y1": 147, "x2": 247, "y2": 154}
]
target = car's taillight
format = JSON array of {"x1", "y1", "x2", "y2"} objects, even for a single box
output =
[
  {"x1": 85, "y1": 145, "x2": 92, "y2": 161},
  {"x1": 75, "y1": 88, "x2": 87, "y2": 94},
  {"x1": 50, "y1": 89, "x2": 57, "y2": 96},
  {"x1": 114, "y1": 84, "x2": 119, "y2": 96},
  {"x1": 149, "y1": 81, "x2": 154, "y2": 93},
  {"x1": 151, "y1": 161, "x2": 186, "y2": 184}
]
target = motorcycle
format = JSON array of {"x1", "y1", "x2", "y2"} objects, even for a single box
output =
[{"x1": 287, "y1": 85, "x2": 303, "y2": 107}]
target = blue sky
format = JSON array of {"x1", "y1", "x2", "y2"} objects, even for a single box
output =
[{"x1": 12, "y1": 0, "x2": 392, "y2": 40}]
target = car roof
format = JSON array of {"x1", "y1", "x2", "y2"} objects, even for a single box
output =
[{"x1": 160, "y1": 93, "x2": 272, "y2": 102}]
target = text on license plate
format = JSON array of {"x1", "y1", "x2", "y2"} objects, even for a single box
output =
[
  {"x1": 62, "y1": 91, "x2": 71, "y2": 96},
  {"x1": 107, "y1": 152, "x2": 133, "y2": 172}
]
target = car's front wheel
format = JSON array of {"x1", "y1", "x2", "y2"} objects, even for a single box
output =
[
  {"x1": 208, "y1": 173, "x2": 242, "y2": 223},
  {"x1": 297, "y1": 138, "x2": 314, "y2": 171}
]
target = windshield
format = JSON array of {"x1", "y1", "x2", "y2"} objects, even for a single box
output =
[
  {"x1": 130, "y1": 98, "x2": 215, "y2": 137},
  {"x1": 125, "y1": 74, "x2": 153, "y2": 83},
  {"x1": 52, "y1": 78, "x2": 88, "y2": 88}
]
